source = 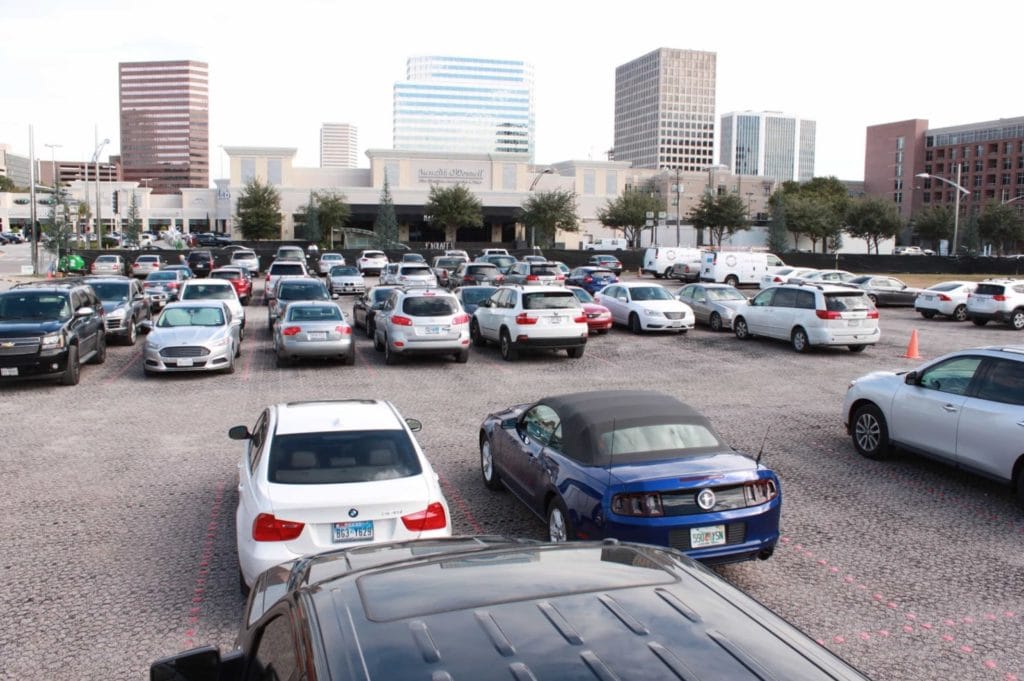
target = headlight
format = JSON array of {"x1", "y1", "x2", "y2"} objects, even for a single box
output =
[
  {"x1": 40, "y1": 333, "x2": 64, "y2": 349},
  {"x1": 210, "y1": 335, "x2": 232, "y2": 347},
  {"x1": 643, "y1": 308, "x2": 662, "y2": 317}
]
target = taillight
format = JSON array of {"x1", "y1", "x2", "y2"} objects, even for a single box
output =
[
  {"x1": 336, "y1": 325, "x2": 352, "y2": 335},
  {"x1": 526, "y1": 275, "x2": 539, "y2": 281},
  {"x1": 401, "y1": 502, "x2": 447, "y2": 531},
  {"x1": 391, "y1": 315, "x2": 413, "y2": 326},
  {"x1": 573, "y1": 314, "x2": 587, "y2": 324},
  {"x1": 282, "y1": 326, "x2": 301, "y2": 336},
  {"x1": 994, "y1": 295, "x2": 1007, "y2": 301},
  {"x1": 583, "y1": 276, "x2": 593, "y2": 283},
  {"x1": 937, "y1": 294, "x2": 952, "y2": 301},
  {"x1": 452, "y1": 314, "x2": 470, "y2": 325},
  {"x1": 556, "y1": 275, "x2": 565, "y2": 281},
  {"x1": 815, "y1": 310, "x2": 842, "y2": 320},
  {"x1": 252, "y1": 513, "x2": 304, "y2": 541},
  {"x1": 611, "y1": 493, "x2": 663, "y2": 517},
  {"x1": 743, "y1": 479, "x2": 779, "y2": 506},
  {"x1": 867, "y1": 309, "x2": 879, "y2": 319},
  {"x1": 463, "y1": 275, "x2": 474, "y2": 282},
  {"x1": 515, "y1": 313, "x2": 538, "y2": 325},
  {"x1": 773, "y1": 276, "x2": 782, "y2": 282}
]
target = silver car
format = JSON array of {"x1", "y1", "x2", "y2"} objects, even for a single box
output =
[
  {"x1": 328, "y1": 265, "x2": 365, "y2": 295},
  {"x1": 676, "y1": 283, "x2": 747, "y2": 331},
  {"x1": 229, "y1": 249, "x2": 261, "y2": 275},
  {"x1": 317, "y1": 252, "x2": 346, "y2": 276},
  {"x1": 140, "y1": 301, "x2": 240, "y2": 375},
  {"x1": 90, "y1": 254, "x2": 124, "y2": 276},
  {"x1": 386, "y1": 263, "x2": 437, "y2": 288},
  {"x1": 374, "y1": 288, "x2": 471, "y2": 364},
  {"x1": 272, "y1": 301, "x2": 355, "y2": 367}
]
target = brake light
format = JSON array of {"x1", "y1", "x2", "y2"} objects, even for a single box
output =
[
  {"x1": 573, "y1": 314, "x2": 587, "y2": 324},
  {"x1": 994, "y1": 295, "x2": 1007, "y2": 301},
  {"x1": 401, "y1": 502, "x2": 447, "y2": 531},
  {"x1": 463, "y1": 275, "x2": 474, "y2": 282},
  {"x1": 611, "y1": 493, "x2": 664, "y2": 517},
  {"x1": 252, "y1": 513, "x2": 304, "y2": 541},
  {"x1": 282, "y1": 326, "x2": 301, "y2": 336},
  {"x1": 583, "y1": 275, "x2": 593, "y2": 283},
  {"x1": 452, "y1": 314, "x2": 470, "y2": 325},
  {"x1": 773, "y1": 276, "x2": 783, "y2": 282},
  {"x1": 815, "y1": 310, "x2": 842, "y2": 320},
  {"x1": 336, "y1": 325, "x2": 352, "y2": 335},
  {"x1": 515, "y1": 313, "x2": 538, "y2": 325},
  {"x1": 867, "y1": 309, "x2": 879, "y2": 319},
  {"x1": 556, "y1": 275, "x2": 565, "y2": 281},
  {"x1": 526, "y1": 275, "x2": 539, "y2": 281},
  {"x1": 743, "y1": 479, "x2": 779, "y2": 506},
  {"x1": 391, "y1": 315, "x2": 413, "y2": 326}
]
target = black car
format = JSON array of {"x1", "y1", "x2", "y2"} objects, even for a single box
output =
[
  {"x1": 85, "y1": 276, "x2": 151, "y2": 345},
  {"x1": 0, "y1": 280, "x2": 107, "y2": 385},
  {"x1": 186, "y1": 250, "x2": 215, "y2": 278},
  {"x1": 151, "y1": 537, "x2": 871, "y2": 681},
  {"x1": 476, "y1": 253, "x2": 517, "y2": 274},
  {"x1": 192, "y1": 232, "x2": 233, "y2": 247},
  {"x1": 352, "y1": 285, "x2": 398, "y2": 338},
  {"x1": 453, "y1": 285, "x2": 498, "y2": 315}
]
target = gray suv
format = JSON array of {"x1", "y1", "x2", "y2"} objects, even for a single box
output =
[{"x1": 373, "y1": 288, "x2": 471, "y2": 364}]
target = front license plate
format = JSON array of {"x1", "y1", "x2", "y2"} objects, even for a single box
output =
[
  {"x1": 307, "y1": 332, "x2": 328, "y2": 341},
  {"x1": 333, "y1": 520, "x2": 373, "y2": 542},
  {"x1": 690, "y1": 525, "x2": 726, "y2": 548},
  {"x1": 1, "y1": 367, "x2": 18, "y2": 377},
  {"x1": 176, "y1": 358, "x2": 194, "y2": 367}
]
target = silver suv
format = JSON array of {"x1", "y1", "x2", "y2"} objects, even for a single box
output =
[
  {"x1": 373, "y1": 288, "x2": 471, "y2": 364},
  {"x1": 505, "y1": 261, "x2": 565, "y2": 286},
  {"x1": 967, "y1": 279, "x2": 1024, "y2": 330}
]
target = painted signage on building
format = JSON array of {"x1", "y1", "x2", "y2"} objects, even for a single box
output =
[{"x1": 413, "y1": 162, "x2": 489, "y2": 186}]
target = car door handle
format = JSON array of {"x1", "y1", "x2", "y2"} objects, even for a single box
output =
[
  {"x1": 1017, "y1": 420, "x2": 1024, "y2": 427},
  {"x1": 942, "y1": 404, "x2": 958, "y2": 413}
]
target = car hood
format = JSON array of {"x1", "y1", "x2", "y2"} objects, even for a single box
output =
[
  {"x1": 633, "y1": 299, "x2": 690, "y2": 312},
  {"x1": 147, "y1": 326, "x2": 228, "y2": 346},
  {"x1": 849, "y1": 370, "x2": 905, "y2": 389},
  {"x1": 581, "y1": 302, "x2": 610, "y2": 315},
  {"x1": 0, "y1": 320, "x2": 65, "y2": 335},
  {"x1": 608, "y1": 451, "x2": 762, "y2": 486},
  {"x1": 711, "y1": 299, "x2": 747, "y2": 314},
  {"x1": 101, "y1": 301, "x2": 130, "y2": 315}
]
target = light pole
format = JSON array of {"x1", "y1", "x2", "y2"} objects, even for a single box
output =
[
  {"x1": 92, "y1": 136, "x2": 110, "y2": 248},
  {"x1": 916, "y1": 164, "x2": 968, "y2": 255},
  {"x1": 43, "y1": 143, "x2": 62, "y2": 188},
  {"x1": 528, "y1": 168, "x2": 554, "y2": 250},
  {"x1": 674, "y1": 169, "x2": 683, "y2": 246},
  {"x1": 1001, "y1": 193, "x2": 1024, "y2": 206}
]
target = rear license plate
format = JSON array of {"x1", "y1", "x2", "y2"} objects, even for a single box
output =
[
  {"x1": 176, "y1": 358, "x2": 194, "y2": 367},
  {"x1": 923, "y1": 295, "x2": 934, "y2": 301},
  {"x1": 425, "y1": 326, "x2": 441, "y2": 335},
  {"x1": 1, "y1": 367, "x2": 18, "y2": 377},
  {"x1": 549, "y1": 316, "x2": 563, "y2": 325},
  {"x1": 848, "y1": 319, "x2": 860, "y2": 327},
  {"x1": 333, "y1": 520, "x2": 374, "y2": 542},
  {"x1": 307, "y1": 332, "x2": 328, "y2": 341},
  {"x1": 690, "y1": 525, "x2": 726, "y2": 548}
]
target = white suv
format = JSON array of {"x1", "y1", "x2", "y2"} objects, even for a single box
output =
[
  {"x1": 470, "y1": 285, "x2": 587, "y2": 361},
  {"x1": 373, "y1": 288, "x2": 471, "y2": 364},
  {"x1": 381, "y1": 263, "x2": 437, "y2": 288},
  {"x1": 966, "y1": 279, "x2": 1024, "y2": 330},
  {"x1": 732, "y1": 282, "x2": 879, "y2": 352},
  {"x1": 357, "y1": 250, "x2": 389, "y2": 276}
]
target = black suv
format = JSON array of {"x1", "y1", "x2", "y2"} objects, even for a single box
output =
[
  {"x1": 186, "y1": 250, "x2": 215, "y2": 278},
  {"x1": 0, "y1": 280, "x2": 107, "y2": 385},
  {"x1": 193, "y1": 232, "x2": 232, "y2": 247}
]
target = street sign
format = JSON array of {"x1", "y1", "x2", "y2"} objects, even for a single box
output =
[
  {"x1": 645, "y1": 211, "x2": 655, "y2": 219},
  {"x1": 658, "y1": 211, "x2": 667, "y2": 219}
]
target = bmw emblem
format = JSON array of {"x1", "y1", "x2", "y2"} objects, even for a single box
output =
[
  {"x1": 348, "y1": 508, "x2": 359, "y2": 518},
  {"x1": 696, "y1": 489, "x2": 716, "y2": 511}
]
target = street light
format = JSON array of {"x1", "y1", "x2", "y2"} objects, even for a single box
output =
[
  {"x1": 93, "y1": 137, "x2": 110, "y2": 247},
  {"x1": 528, "y1": 168, "x2": 554, "y2": 249},
  {"x1": 43, "y1": 143, "x2": 62, "y2": 188},
  {"x1": 916, "y1": 164, "x2": 968, "y2": 255},
  {"x1": 1001, "y1": 193, "x2": 1024, "y2": 206}
]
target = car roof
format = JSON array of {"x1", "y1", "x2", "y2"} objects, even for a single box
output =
[
  {"x1": 183, "y1": 278, "x2": 232, "y2": 287},
  {"x1": 163, "y1": 300, "x2": 227, "y2": 309},
  {"x1": 273, "y1": 400, "x2": 403, "y2": 435}
]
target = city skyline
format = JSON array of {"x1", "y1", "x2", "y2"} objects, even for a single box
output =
[{"x1": 1, "y1": 0, "x2": 1021, "y2": 184}]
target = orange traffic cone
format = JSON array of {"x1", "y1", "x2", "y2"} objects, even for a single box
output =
[{"x1": 902, "y1": 329, "x2": 921, "y2": 360}]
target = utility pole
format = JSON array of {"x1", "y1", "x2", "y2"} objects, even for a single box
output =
[
  {"x1": 29, "y1": 126, "x2": 38, "y2": 275},
  {"x1": 674, "y1": 168, "x2": 683, "y2": 247}
]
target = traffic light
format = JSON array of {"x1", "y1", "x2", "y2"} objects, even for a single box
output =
[{"x1": 112, "y1": 192, "x2": 119, "y2": 213}]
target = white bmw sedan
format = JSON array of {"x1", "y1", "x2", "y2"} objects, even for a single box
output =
[{"x1": 231, "y1": 399, "x2": 452, "y2": 591}]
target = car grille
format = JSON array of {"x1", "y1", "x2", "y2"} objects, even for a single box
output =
[
  {"x1": 663, "y1": 311, "x2": 686, "y2": 320},
  {"x1": 661, "y1": 486, "x2": 748, "y2": 515},
  {"x1": 104, "y1": 319, "x2": 125, "y2": 331},
  {"x1": 160, "y1": 346, "x2": 210, "y2": 358},
  {"x1": 668, "y1": 522, "x2": 747, "y2": 550},
  {"x1": 0, "y1": 337, "x2": 40, "y2": 356}
]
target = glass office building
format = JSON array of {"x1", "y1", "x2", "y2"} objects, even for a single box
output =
[
  {"x1": 720, "y1": 111, "x2": 815, "y2": 183},
  {"x1": 393, "y1": 56, "x2": 535, "y2": 160}
]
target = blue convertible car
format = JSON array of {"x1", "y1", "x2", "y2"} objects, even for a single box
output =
[{"x1": 479, "y1": 390, "x2": 781, "y2": 564}]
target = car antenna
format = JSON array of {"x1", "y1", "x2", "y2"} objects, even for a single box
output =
[{"x1": 755, "y1": 424, "x2": 771, "y2": 465}]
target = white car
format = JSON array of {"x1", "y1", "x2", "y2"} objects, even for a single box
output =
[
  {"x1": 760, "y1": 267, "x2": 818, "y2": 289},
  {"x1": 843, "y1": 346, "x2": 1024, "y2": 503},
  {"x1": 230, "y1": 249, "x2": 261, "y2": 275},
  {"x1": 593, "y1": 282, "x2": 695, "y2": 334},
  {"x1": 140, "y1": 301, "x2": 240, "y2": 374},
  {"x1": 381, "y1": 263, "x2": 437, "y2": 288},
  {"x1": 357, "y1": 250, "x2": 389, "y2": 276},
  {"x1": 177, "y1": 278, "x2": 246, "y2": 333},
  {"x1": 471, "y1": 285, "x2": 588, "y2": 360},
  {"x1": 231, "y1": 399, "x2": 452, "y2": 590},
  {"x1": 915, "y1": 281, "x2": 978, "y2": 322},
  {"x1": 317, "y1": 252, "x2": 346, "y2": 276}
]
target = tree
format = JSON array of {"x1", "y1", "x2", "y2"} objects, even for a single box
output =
[
  {"x1": 423, "y1": 184, "x2": 482, "y2": 244},
  {"x1": 316, "y1": 190, "x2": 350, "y2": 249},
  {"x1": 596, "y1": 190, "x2": 664, "y2": 249},
  {"x1": 688, "y1": 192, "x2": 750, "y2": 249},
  {"x1": 978, "y1": 201, "x2": 1024, "y2": 255},
  {"x1": 373, "y1": 176, "x2": 399, "y2": 247},
  {"x1": 123, "y1": 192, "x2": 143, "y2": 247},
  {"x1": 845, "y1": 198, "x2": 903, "y2": 254},
  {"x1": 43, "y1": 186, "x2": 75, "y2": 265},
  {"x1": 912, "y1": 206, "x2": 953, "y2": 252},
  {"x1": 799, "y1": 177, "x2": 850, "y2": 253},
  {"x1": 235, "y1": 178, "x2": 282, "y2": 241},
  {"x1": 0, "y1": 175, "x2": 17, "y2": 192},
  {"x1": 766, "y1": 190, "x2": 790, "y2": 254},
  {"x1": 295, "y1": 191, "x2": 322, "y2": 244},
  {"x1": 784, "y1": 194, "x2": 834, "y2": 252},
  {"x1": 519, "y1": 189, "x2": 579, "y2": 249},
  {"x1": 960, "y1": 212, "x2": 981, "y2": 255}
]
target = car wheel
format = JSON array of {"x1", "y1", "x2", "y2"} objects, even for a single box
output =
[
  {"x1": 239, "y1": 567, "x2": 251, "y2": 597},
  {"x1": 848, "y1": 345, "x2": 867, "y2": 353},
  {"x1": 851, "y1": 404, "x2": 891, "y2": 460},
  {"x1": 1017, "y1": 472, "x2": 1024, "y2": 509},
  {"x1": 235, "y1": 339, "x2": 241, "y2": 358},
  {"x1": 972, "y1": 318, "x2": 988, "y2": 327},
  {"x1": 224, "y1": 355, "x2": 235, "y2": 374},
  {"x1": 547, "y1": 498, "x2": 573, "y2": 543},
  {"x1": 91, "y1": 333, "x2": 107, "y2": 365},
  {"x1": 125, "y1": 319, "x2": 138, "y2": 345},
  {"x1": 470, "y1": 319, "x2": 486, "y2": 347},
  {"x1": 499, "y1": 329, "x2": 518, "y2": 361},
  {"x1": 384, "y1": 337, "x2": 399, "y2": 365},
  {"x1": 868, "y1": 294, "x2": 878, "y2": 306},
  {"x1": 734, "y1": 317, "x2": 750, "y2": 340},
  {"x1": 952, "y1": 304, "x2": 968, "y2": 322},
  {"x1": 343, "y1": 351, "x2": 356, "y2": 366},
  {"x1": 653, "y1": 272, "x2": 663, "y2": 279},
  {"x1": 480, "y1": 437, "x2": 503, "y2": 491},
  {"x1": 628, "y1": 313, "x2": 642, "y2": 335},
  {"x1": 373, "y1": 330, "x2": 384, "y2": 352},
  {"x1": 455, "y1": 349, "x2": 469, "y2": 364},
  {"x1": 725, "y1": 275, "x2": 739, "y2": 287},
  {"x1": 1012, "y1": 308, "x2": 1024, "y2": 331},
  {"x1": 709, "y1": 312, "x2": 723, "y2": 332},
  {"x1": 791, "y1": 327, "x2": 809, "y2": 353},
  {"x1": 664, "y1": 267, "x2": 673, "y2": 279},
  {"x1": 59, "y1": 345, "x2": 80, "y2": 386},
  {"x1": 920, "y1": 310, "x2": 936, "y2": 319},
  {"x1": 567, "y1": 346, "x2": 584, "y2": 359}
]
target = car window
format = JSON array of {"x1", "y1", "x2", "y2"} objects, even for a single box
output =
[
  {"x1": 267, "y1": 430, "x2": 422, "y2": 484},
  {"x1": 330, "y1": 266, "x2": 360, "y2": 276},
  {"x1": 523, "y1": 291, "x2": 579, "y2": 310},
  {"x1": 90, "y1": 282, "x2": 131, "y2": 302},
  {"x1": 795, "y1": 290, "x2": 816, "y2": 309},
  {"x1": 771, "y1": 288, "x2": 798, "y2": 308},
  {"x1": 249, "y1": 411, "x2": 269, "y2": 473},
  {"x1": 600, "y1": 422, "x2": 722, "y2": 457},
  {"x1": 531, "y1": 265, "x2": 560, "y2": 276},
  {"x1": 825, "y1": 292, "x2": 871, "y2": 311},
  {"x1": 975, "y1": 359, "x2": 1024, "y2": 406},
  {"x1": 399, "y1": 266, "x2": 432, "y2": 276},
  {"x1": 707, "y1": 287, "x2": 745, "y2": 302},
  {"x1": 751, "y1": 289, "x2": 774, "y2": 307},
  {"x1": 917, "y1": 356, "x2": 983, "y2": 396},
  {"x1": 270, "y1": 264, "x2": 305, "y2": 276},
  {"x1": 459, "y1": 288, "x2": 496, "y2": 305},
  {"x1": 280, "y1": 283, "x2": 328, "y2": 299},
  {"x1": 183, "y1": 284, "x2": 234, "y2": 300},
  {"x1": 974, "y1": 284, "x2": 1007, "y2": 296},
  {"x1": 250, "y1": 614, "x2": 298, "y2": 681},
  {"x1": 522, "y1": 405, "x2": 560, "y2": 446},
  {"x1": 159, "y1": 306, "x2": 225, "y2": 327},
  {"x1": 403, "y1": 296, "x2": 457, "y2": 316},
  {"x1": 287, "y1": 305, "x2": 342, "y2": 322},
  {"x1": 629, "y1": 286, "x2": 672, "y2": 302},
  {"x1": 677, "y1": 285, "x2": 694, "y2": 300}
]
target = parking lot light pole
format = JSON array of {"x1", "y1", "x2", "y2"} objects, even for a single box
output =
[
  {"x1": 528, "y1": 168, "x2": 554, "y2": 250},
  {"x1": 916, "y1": 164, "x2": 968, "y2": 255},
  {"x1": 93, "y1": 136, "x2": 110, "y2": 248}
]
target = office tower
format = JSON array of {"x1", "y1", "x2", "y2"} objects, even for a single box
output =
[
  {"x1": 119, "y1": 60, "x2": 209, "y2": 193},
  {"x1": 613, "y1": 48, "x2": 716, "y2": 171},
  {"x1": 320, "y1": 123, "x2": 359, "y2": 168},
  {"x1": 720, "y1": 111, "x2": 816, "y2": 183},
  {"x1": 394, "y1": 56, "x2": 535, "y2": 159}
]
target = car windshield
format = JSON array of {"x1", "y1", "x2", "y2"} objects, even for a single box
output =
[
  {"x1": 490, "y1": 256, "x2": 515, "y2": 267},
  {"x1": 601, "y1": 422, "x2": 722, "y2": 457},
  {"x1": 90, "y1": 282, "x2": 131, "y2": 301},
  {"x1": 158, "y1": 306, "x2": 225, "y2": 327},
  {"x1": 95, "y1": 256, "x2": 118, "y2": 263},
  {"x1": 523, "y1": 292, "x2": 580, "y2": 310},
  {"x1": 587, "y1": 269, "x2": 614, "y2": 277},
  {"x1": 630, "y1": 286, "x2": 672, "y2": 301},
  {"x1": 707, "y1": 287, "x2": 745, "y2": 301},
  {"x1": 280, "y1": 283, "x2": 328, "y2": 300},
  {"x1": 570, "y1": 288, "x2": 594, "y2": 303},
  {"x1": 330, "y1": 266, "x2": 360, "y2": 276},
  {"x1": 182, "y1": 284, "x2": 234, "y2": 300},
  {"x1": 268, "y1": 430, "x2": 422, "y2": 484},
  {"x1": 824, "y1": 292, "x2": 871, "y2": 311},
  {"x1": 531, "y1": 265, "x2": 561, "y2": 276},
  {"x1": 287, "y1": 305, "x2": 342, "y2": 322},
  {"x1": 0, "y1": 293, "x2": 71, "y2": 321},
  {"x1": 403, "y1": 296, "x2": 457, "y2": 316},
  {"x1": 460, "y1": 287, "x2": 497, "y2": 305}
]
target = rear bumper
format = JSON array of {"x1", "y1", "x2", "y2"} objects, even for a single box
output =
[
  {"x1": 806, "y1": 326, "x2": 880, "y2": 346},
  {"x1": 513, "y1": 335, "x2": 587, "y2": 349},
  {"x1": 279, "y1": 337, "x2": 354, "y2": 358}
]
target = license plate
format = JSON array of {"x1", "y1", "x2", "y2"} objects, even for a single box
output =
[
  {"x1": 176, "y1": 358, "x2": 194, "y2": 367},
  {"x1": 848, "y1": 319, "x2": 860, "y2": 327},
  {"x1": 307, "y1": 332, "x2": 328, "y2": 341},
  {"x1": 690, "y1": 525, "x2": 726, "y2": 548},
  {"x1": 549, "y1": 316, "x2": 563, "y2": 325},
  {"x1": 923, "y1": 295, "x2": 934, "y2": 301},
  {"x1": 425, "y1": 326, "x2": 441, "y2": 335},
  {"x1": 1, "y1": 367, "x2": 18, "y2": 377},
  {"x1": 333, "y1": 520, "x2": 374, "y2": 542}
]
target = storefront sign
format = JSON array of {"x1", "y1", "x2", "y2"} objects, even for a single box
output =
[{"x1": 413, "y1": 162, "x2": 489, "y2": 186}]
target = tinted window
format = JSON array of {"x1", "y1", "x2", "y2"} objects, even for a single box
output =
[
  {"x1": 211, "y1": 271, "x2": 241, "y2": 281},
  {"x1": 371, "y1": 288, "x2": 394, "y2": 303},
  {"x1": 825, "y1": 292, "x2": 871, "y2": 311},
  {"x1": 928, "y1": 282, "x2": 964, "y2": 292},
  {"x1": 522, "y1": 405, "x2": 560, "y2": 446},
  {"x1": 459, "y1": 288, "x2": 496, "y2": 305},
  {"x1": 90, "y1": 282, "x2": 131, "y2": 301},
  {"x1": 467, "y1": 265, "x2": 498, "y2": 275},
  {"x1": 975, "y1": 359, "x2": 1024, "y2": 406},
  {"x1": 250, "y1": 614, "x2": 298, "y2": 681},
  {"x1": 974, "y1": 284, "x2": 1007, "y2": 296},
  {"x1": 147, "y1": 271, "x2": 177, "y2": 281},
  {"x1": 270, "y1": 264, "x2": 305, "y2": 276},
  {"x1": 771, "y1": 288, "x2": 798, "y2": 308},
  {"x1": 531, "y1": 265, "x2": 560, "y2": 276},
  {"x1": 523, "y1": 292, "x2": 579, "y2": 310},
  {"x1": 403, "y1": 297, "x2": 457, "y2": 316},
  {"x1": 268, "y1": 430, "x2": 422, "y2": 484},
  {"x1": 0, "y1": 293, "x2": 71, "y2": 321},
  {"x1": 399, "y1": 266, "x2": 432, "y2": 276},
  {"x1": 918, "y1": 356, "x2": 982, "y2": 396},
  {"x1": 279, "y1": 283, "x2": 327, "y2": 300},
  {"x1": 795, "y1": 290, "x2": 816, "y2": 309}
]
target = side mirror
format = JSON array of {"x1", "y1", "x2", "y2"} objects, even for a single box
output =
[
  {"x1": 904, "y1": 371, "x2": 918, "y2": 385},
  {"x1": 150, "y1": 645, "x2": 243, "y2": 681},
  {"x1": 76, "y1": 306, "x2": 95, "y2": 318},
  {"x1": 746, "y1": 298, "x2": 753, "y2": 305},
  {"x1": 405, "y1": 418, "x2": 422, "y2": 432},
  {"x1": 228, "y1": 425, "x2": 251, "y2": 440}
]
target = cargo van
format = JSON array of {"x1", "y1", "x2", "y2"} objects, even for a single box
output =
[
  {"x1": 643, "y1": 247, "x2": 704, "y2": 278},
  {"x1": 583, "y1": 237, "x2": 628, "y2": 251},
  {"x1": 700, "y1": 251, "x2": 772, "y2": 286}
]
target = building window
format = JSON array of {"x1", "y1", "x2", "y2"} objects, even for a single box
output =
[
  {"x1": 894, "y1": 191, "x2": 902, "y2": 204},
  {"x1": 240, "y1": 159, "x2": 256, "y2": 183},
  {"x1": 923, "y1": 192, "x2": 930, "y2": 204},
  {"x1": 976, "y1": 145, "x2": 984, "y2": 156},
  {"x1": 963, "y1": 146, "x2": 970, "y2": 158},
  {"x1": 950, "y1": 148, "x2": 958, "y2": 159},
  {"x1": 925, "y1": 150, "x2": 933, "y2": 161},
  {"x1": 974, "y1": 175, "x2": 982, "y2": 187},
  {"x1": 606, "y1": 171, "x2": 618, "y2": 196},
  {"x1": 583, "y1": 170, "x2": 595, "y2": 195},
  {"x1": 267, "y1": 159, "x2": 282, "y2": 186},
  {"x1": 1002, "y1": 173, "x2": 1011, "y2": 186},
  {"x1": 975, "y1": 160, "x2": 983, "y2": 172},
  {"x1": 896, "y1": 136, "x2": 905, "y2": 150}
]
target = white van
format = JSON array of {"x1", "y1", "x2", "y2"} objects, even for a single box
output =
[
  {"x1": 643, "y1": 247, "x2": 704, "y2": 279},
  {"x1": 700, "y1": 251, "x2": 771, "y2": 286},
  {"x1": 583, "y1": 238, "x2": 628, "y2": 251}
]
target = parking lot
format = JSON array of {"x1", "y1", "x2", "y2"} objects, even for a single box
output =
[{"x1": 1, "y1": 266, "x2": 1022, "y2": 681}]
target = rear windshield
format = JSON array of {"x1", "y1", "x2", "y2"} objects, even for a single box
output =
[
  {"x1": 232, "y1": 251, "x2": 256, "y2": 259},
  {"x1": 147, "y1": 271, "x2": 177, "y2": 281},
  {"x1": 825, "y1": 292, "x2": 871, "y2": 311},
  {"x1": 403, "y1": 296, "x2": 458, "y2": 316},
  {"x1": 530, "y1": 265, "x2": 561, "y2": 276},
  {"x1": 467, "y1": 265, "x2": 499, "y2": 275},
  {"x1": 974, "y1": 284, "x2": 1007, "y2": 296},
  {"x1": 435, "y1": 258, "x2": 464, "y2": 268},
  {"x1": 928, "y1": 282, "x2": 964, "y2": 292},
  {"x1": 602, "y1": 423, "x2": 722, "y2": 457},
  {"x1": 279, "y1": 282, "x2": 328, "y2": 299},
  {"x1": 270, "y1": 264, "x2": 306, "y2": 275},
  {"x1": 210, "y1": 271, "x2": 241, "y2": 281},
  {"x1": 268, "y1": 430, "x2": 422, "y2": 484},
  {"x1": 460, "y1": 288, "x2": 497, "y2": 305},
  {"x1": 330, "y1": 266, "x2": 360, "y2": 276},
  {"x1": 277, "y1": 248, "x2": 304, "y2": 257},
  {"x1": 95, "y1": 256, "x2": 119, "y2": 263},
  {"x1": 287, "y1": 305, "x2": 342, "y2": 322},
  {"x1": 362, "y1": 251, "x2": 386, "y2": 258},
  {"x1": 182, "y1": 284, "x2": 234, "y2": 300},
  {"x1": 523, "y1": 292, "x2": 580, "y2": 310},
  {"x1": 188, "y1": 253, "x2": 212, "y2": 262},
  {"x1": 399, "y1": 266, "x2": 432, "y2": 276},
  {"x1": 137, "y1": 256, "x2": 160, "y2": 263},
  {"x1": 569, "y1": 288, "x2": 593, "y2": 303}
]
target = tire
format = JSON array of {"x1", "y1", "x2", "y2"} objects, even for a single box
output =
[
  {"x1": 567, "y1": 346, "x2": 585, "y2": 359},
  {"x1": 373, "y1": 329, "x2": 384, "y2": 352},
  {"x1": 972, "y1": 318, "x2": 988, "y2": 327},
  {"x1": 239, "y1": 567, "x2": 251, "y2": 597},
  {"x1": 1012, "y1": 309, "x2": 1024, "y2": 331},
  {"x1": 547, "y1": 498, "x2": 573, "y2": 543},
  {"x1": 470, "y1": 319, "x2": 486, "y2": 347},
  {"x1": 499, "y1": 329, "x2": 518, "y2": 361},
  {"x1": 849, "y1": 345, "x2": 867, "y2": 353},
  {"x1": 791, "y1": 327, "x2": 810, "y2": 353},
  {"x1": 920, "y1": 310, "x2": 936, "y2": 319},
  {"x1": 734, "y1": 317, "x2": 750, "y2": 340},
  {"x1": 91, "y1": 334, "x2": 107, "y2": 365},
  {"x1": 235, "y1": 339, "x2": 242, "y2": 358},
  {"x1": 59, "y1": 345, "x2": 80, "y2": 386},
  {"x1": 1017, "y1": 472, "x2": 1024, "y2": 509},
  {"x1": 952, "y1": 304, "x2": 968, "y2": 322},
  {"x1": 480, "y1": 437, "x2": 503, "y2": 491},
  {"x1": 342, "y1": 351, "x2": 355, "y2": 366},
  {"x1": 653, "y1": 272, "x2": 663, "y2": 279},
  {"x1": 125, "y1": 319, "x2": 138, "y2": 345},
  {"x1": 867, "y1": 294, "x2": 878, "y2": 306},
  {"x1": 455, "y1": 349, "x2": 469, "y2": 363},
  {"x1": 709, "y1": 312, "x2": 723, "y2": 332},
  {"x1": 851, "y1": 404, "x2": 891, "y2": 460},
  {"x1": 628, "y1": 313, "x2": 643, "y2": 335},
  {"x1": 664, "y1": 267, "x2": 673, "y2": 279},
  {"x1": 725, "y1": 275, "x2": 739, "y2": 287},
  {"x1": 223, "y1": 355, "x2": 235, "y2": 374},
  {"x1": 384, "y1": 337, "x2": 399, "y2": 365}
]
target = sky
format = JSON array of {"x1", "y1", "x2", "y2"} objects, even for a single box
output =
[{"x1": 2, "y1": 0, "x2": 1021, "y2": 183}]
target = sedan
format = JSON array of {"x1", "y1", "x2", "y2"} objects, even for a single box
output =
[
  {"x1": 676, "y1": 283, "x2": 747, "y2": 331},
  {"x1": 273, "y1": 301, "x2": 354, "y2": 366},
  {"x1": 586, "y1": 254, "x2": 623, "y2": 275},
  {"x1": 759, "y1": 267, "x2": 817, "y2": 289},
  {"x1": 565, "y1": 266, "x2": 618, "y2": 294},
  {"x1": 209, "y1": 267, "x2": 253, "y2": 306},
  {"x1": 142, "y1": 270, "x2": 187, "y2": 310},
  {"x1": 915, "y1": 281, "x2": 977, "y2": 321},
  {"x1": 327, "y1": 265, "x2": 365, "y2": 296},
  {"x1": 317, "y1": 252, "x2": 346, "y2": 275},
  {"x1": 797, "y1": 269, "x2": 857, "y2": 285},
  {"x1": 479, "y1": 390, "x2": 781, "y2": 563},
  {"x1": 847, "y1": 275, "x2": 922, "y2": 306},
  {"x1": 594, "y1": 282, "x2": 695, "y2": 334},
  {"x1": 140, "y1": 301, "x2": 240, "y2": 375},
  {"x1": 567, "y1": 286, "x2": 612, "y2": 334},
  {"x1": 90, "y1": 255, "x2": 124, "y2": 276},
  {"x1": 843, "y1": 346, "x2": 1024, "y2": 504}
]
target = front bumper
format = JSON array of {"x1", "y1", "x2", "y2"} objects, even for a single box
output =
[
  {"x1": 144, "y1": 344, "x2": 233, "y2": 372},
  {"x1": 0, "y1": 349, "x2": 71, "y2": 380},
  {"x1": 641, "y1": 315, "x2": 694, "y2": 331}
]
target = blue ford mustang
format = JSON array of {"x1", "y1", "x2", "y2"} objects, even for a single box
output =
[{"x1": 479, "y1": 390, "x2": 781, "y2": 564}]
